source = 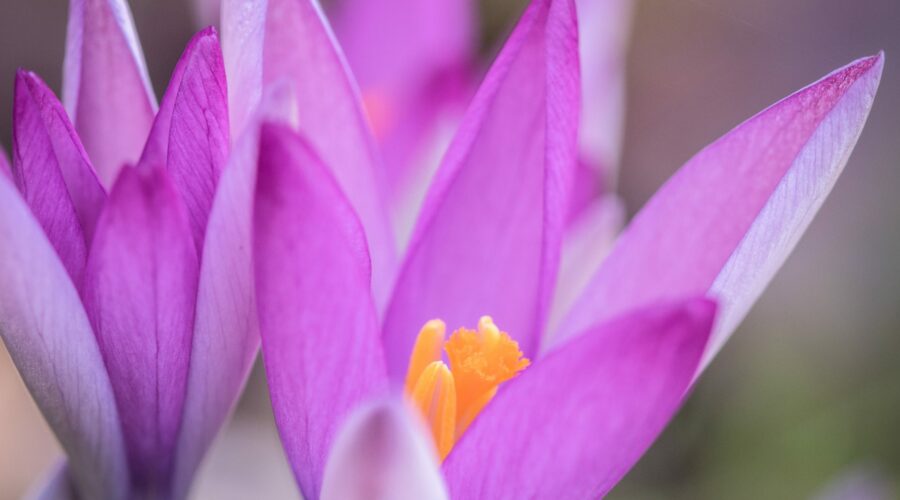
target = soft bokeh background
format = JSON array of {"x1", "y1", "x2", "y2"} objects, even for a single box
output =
[{"x1": 1, "y1": 0, "x2": 898, "y2": 498}]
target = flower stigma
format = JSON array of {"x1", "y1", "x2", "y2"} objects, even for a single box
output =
[{"x1": 405, "y1": 316, "x2": 530, "y2": 460}]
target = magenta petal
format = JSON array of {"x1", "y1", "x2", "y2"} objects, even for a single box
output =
[
  {"x1": 260, "y1": 0, "x2": 397, "y2": 307},
  {"x1": 557, "y1": 54, "x2": 884, "y2": 371},
  {"x1": 82, "y1": 166, "x2": 198, "y2": 492},
  {"x1": 0, "y1": 174, "x2": 127, "y2": 500},
  {"x1": 382, "y1": 0, "x2": 580, "y2": 376},
  {"x1": 443, "y1": 298, "x2": 716, "y2": 498},
  {"x1": 141, "y1": 27, "x2": 230, "y2": 251},
  {"x1": 171, "y1": 84, "x2": 297, "y2": 500},
  {"x1": 64, "y1": 0, "x2": 157, "y2": 187},
  {"x1": 320, "y1": 398, "x2": 449, "y2": 500},
  {"x1": 12, "y1": 71, "x2": 106, "y2": 286},
  {"x1": 254, "y1": 124, "x2": 388, "y2": 498}
]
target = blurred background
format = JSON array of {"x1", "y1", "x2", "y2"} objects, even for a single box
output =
[{"x1": 0, "y1": 0, "x2": 898, "y2": 498}]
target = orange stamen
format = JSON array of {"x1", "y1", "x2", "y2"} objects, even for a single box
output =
[{"x1": 404, "y1": 316, "x2": 529, "y2": 460}]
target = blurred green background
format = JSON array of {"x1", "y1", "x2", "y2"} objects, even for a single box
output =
[{"x1": 0, "y1": 0, "x2": 898, "y2": 498}]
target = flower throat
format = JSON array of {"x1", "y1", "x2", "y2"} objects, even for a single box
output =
[{"x1": 404, "y1": 316, "x2": 530, "y2": 460}]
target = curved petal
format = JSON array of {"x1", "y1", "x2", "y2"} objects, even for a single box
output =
[
  {"x1": 443, "y1": 298, "x2": 716, "y2": 498},
  {"x1": 0, "y1": 174, "x2": 127, "y2": 500},
  {"x1": 261, "y1": 0, "x2": 397, "y2": 307},
  {"x1": 12, "y1": 70, "x2": 106, "y2": 286},
  {"x1": 64, "y1": 0, "x2": 157, "y2": 187},
  {"x1": 171, "y1": 84, "x2": 297, "y2": 500},
  {"x1": 254, "y1": 124, "x2": 388, "y2": 498},
  {"x1": 82, "y1": 166, "x2": 198, "y2": 493},
  {"x1": 576, "y1": 0, "x2": 633, "y2": 183},
  {"x1": 221, "y1": 0, "x2": 265, "y2": 137},
  {"x1": 141, "y1": 27, "x2": 230, "y2": 251},
  {"x1": 556, "y1": 54, "x2": 884, "y2": 372},
  {"x1": 382, "y1": 0, "x2": 580, "y2": 376},
  {"x1": 26, "y1": 462, "x2": 75, "y2": 500},
  {"x1": 330, "y1": 0, "x2": 475, "y2": 190},
  {"x1": 321, "y1": 398, "x2": 449, "y2": 500}
]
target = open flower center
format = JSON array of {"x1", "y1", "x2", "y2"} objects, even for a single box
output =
[{"x1": 404, "y1": 316, "x2": 530, "y2": 460}]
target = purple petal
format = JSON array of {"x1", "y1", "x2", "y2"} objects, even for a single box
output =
[
  {"x1": 382, "y1": 0, "x2": 581, "y2": 376},
  {"x1": 330, "y1": 0, "x2": 475, "y2": 191},
  {"x1": 0, "y1": 174, "x2": 127, "y2": 500},
  {"x1": 320, "y1": 398, "x2": 449, "y2": 500},
  {"x1": 170, "y1": 84, "x2": 297, "y2": 500},
  {"x1": 64, "y1": 0, "x2": 157, "y2": 187},
  {"x1": 556, "y1": 54, "x2": 883, "y2": 371},
  {"x1": 254, "y1": 124, "x2": 388, "y2": 498},
  {"x1": 576, "y1": 0, "x2": 633, "y2": 182},
  {"x1": 140, "y1": 27, "x2": 230, "y2": 251},
  {"x1": 443, "y1": 298, "x2": 716, "y2": 498},
  {"x1": 12, "y1": 71, "x2": 106, "y2": 286},
  {"x1": 224, "y1": 0, "x2": 398, "y2": 308},
  {"x1": 82, "y1": 166, "x2": 198, "y2": 492}
]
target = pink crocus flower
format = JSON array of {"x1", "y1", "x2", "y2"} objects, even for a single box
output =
[
  {"x1": 0, "y1": 1, "x2": 260, "y2": 498},
  {"x1": 233, "y1": 0, "x2": 883, "y2": 498}
]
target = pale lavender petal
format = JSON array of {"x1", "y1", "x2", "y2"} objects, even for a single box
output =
[
  {"x1": 321, "y1": 398, "x2": 449, "y2": 500},
  {"x1": 382, "y1": 0, "x2": 580, "y2": 376},
  {"x1": 576, "y1": 0, "x2": 633, "y2": 183},
  {"x1": 221, "y1": 0, "x2": 265, "y2": 137},
  {"x1": 0, "y1": 174, "x2": 127, "y2": 500},
  {"x1": 82, "y1": 166, "x2": 198, "y2": 492},
  {"x1": 260, "y1": 0, "x2": 398, "y2": 308},
  {"x1": 25, "y1": 462, "x2": 75, "y2": 500},
  {"x1": 557, "y1": 54, "x2": 883, "y2": 373},
  {"x1": 444, "y1": 298, "x2": 715, "y2": 498},
  {"x1": 12, "y1": 71, "x2": 106, "y2": 285},
  {"x1": 254, "y1": 124, "x2": 387, "y2": 498},
  {"x1": 64, "y1": 0, "x2": 157, "y2": 187},
  {"x1": 545, "y1": 195, "x2": 624, "y2": 339},
  {"x1": 331, "y1": 0, "x2": 475, "y2": 191},
  {"x1": 140, "y1": 27, "x2": 230, "y2": 251},
  {"x1": 171, "y1": 84, "x2": 296, "y2": 500}
]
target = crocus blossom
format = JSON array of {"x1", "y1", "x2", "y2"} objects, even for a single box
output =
[
  {"x1": 245, "y1": 0, "x2": 882, "y2": 498},
  {"x1": 0, "y1": 4, "x2": 259, "y2": 497}
]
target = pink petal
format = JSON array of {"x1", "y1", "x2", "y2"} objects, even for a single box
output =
[
  {"x1": 443, "y1": 298, "x2": 716, "y2": 498},
  {"x1": 12, "y1": 71, "x2": 106, "y2": 286},
  {"x1": 170, "y1": 84, "x2": 297, "y2": 500},
  {"x1": 320, "y1": 399, "x2": 449, "y2": 500},
  {"x1": 82, "y1": 166, "x2": 198, "y2": 492},
  {"x1": 254, "y1": 124, "x2": 388, "y2": 498},
  {"x1": 0, "y1": 174, "x2": 127, "y2": 500},
  {"x1": 224, "y1": 0, "x2": 398, "y2": 308},
  {"x1": 576, "y1": 0, "x2": 633, "y2": 183},
  {"x1": 382, "y1": 0, "x2": 580, "y2": 376},
  {"x1": 64, "y1": 0, "x2": 157, "y2": 187},
  {"x1": 140, "y1": 27, "x2": 230, "y2": 251},
  {"x1": 330, "y1": 0, "x2": 475, "y2": 191},
  {"x1": 556, "y1": 54, "x2": 884, "y2": 372}
]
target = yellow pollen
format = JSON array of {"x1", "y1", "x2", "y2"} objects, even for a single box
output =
[{"x1": 405, "y1": 316, "x2": 530, "y2": 460}]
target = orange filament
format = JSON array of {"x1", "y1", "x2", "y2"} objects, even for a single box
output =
[{"x1": 405, "y1": 316, "x2": 530, "y2": 460}]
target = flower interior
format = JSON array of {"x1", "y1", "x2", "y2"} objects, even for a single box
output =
[{"x1": 405, "y1": 316, "x2": 530, "y2": 460}]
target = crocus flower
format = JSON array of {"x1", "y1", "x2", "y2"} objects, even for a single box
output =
[
  {"x1": 0, "y1": 1, "x2": 261, "y2": 498},
  {"x1": 240, "y1": 0, "x2": 883, "y2": 498}
]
